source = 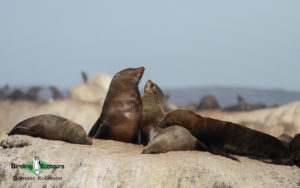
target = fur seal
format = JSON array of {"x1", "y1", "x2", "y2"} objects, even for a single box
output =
[
  {"x1": 88, "y1": 67, "x2": 144, "y2": 143},
  {"x1": 8, "y1": 114, "x2": 91, "y2": 145},
  {"x1": 142, "y1": 125, "x2": 207, "y2": 154},
  {"x1": 160, "y1": 109, "x2": 292, "y2": 165},
  {"x1": 141, "y1": 80, "x2": 166, "y2": 144},
  {"x1": 289, "y1": 133, "x2": 300, "y2": 167},
  {"x1": 141, "y1": 80, "x2": 207, "y2": 152},
  {"x1": 277, "y1": 134, "x2": 293, "y2": 150}
]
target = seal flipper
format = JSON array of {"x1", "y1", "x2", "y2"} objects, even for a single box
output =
[
  {"x1": 8, "y1": 126, "x2": 35, "y2": 136},
  {"x1": 88, "y1": 117, "x2": 109, "y2": 139},
  {"x1": 247, "y1": 155, "x2": 293, "y2": 166},
  {"x1": 131, "y1": 130, "x2": 146, "y2": 145},
  {"x1": 209, "y1": 146, "x2": 240, "y2": 161},
  {"x1": 195, "y1": 140, "x2": 208, "y2": 151},
  {"x1": 88, "y1": 116, "x2": 105, "y2": 137}
]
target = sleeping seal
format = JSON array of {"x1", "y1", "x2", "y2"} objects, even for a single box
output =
[{"x1": 9, "y1": 114, "x2": 91, "y2": 145}]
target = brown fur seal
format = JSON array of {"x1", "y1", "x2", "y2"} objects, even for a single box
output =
[
  {"x1": 141, "y1": 80, "x2": 166, "y2": 144},
  {"x1": 142, "y1": 125, "x2": 207, "y2": 154},
  {"x1": 289, "y1": 133, "x2": 300, "y2": 167},
  {"x1": 160, "y1": 109, "x2": 292, "y2": 165},
  {"x1": 141, "y1": 80, "x2": 207, "y2": 151},
  {"x1": 88, "y1": 67, "x2": 144, "y2": 143},
  {"x1": 8, "y1": 114, "x2": 91, "y2": 145},
  {"x1": 277, "y1": 134, "x2": 293, "y2": 150}
]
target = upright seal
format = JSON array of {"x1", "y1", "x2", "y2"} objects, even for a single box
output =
[
  {"x1": 141, "y1": 80, "x2": 207, "y2": 152},
  {"x1": 141, "y1": 80, "x2": 166, "y2": 144},
  {"x1": 160, "y1": 109, "x2": 292, "y2": 165},
  {"x1": 88, "y1": 67, "x2": 144, "y2": 143}
]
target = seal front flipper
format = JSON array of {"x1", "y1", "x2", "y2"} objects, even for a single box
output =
[
  {"x1": 88, "y1": 116, "x2": 107, "y2": 138},
  {"x1": 209, "y1": 146, "x2": 240, "y2": 162},
  {"x1": 90, "y1": 122, "x2": 109, "y2": 139},
  {"x1": 131, "y1": 130, "x2": 146, "y2": 145},
  {"x1": 9, "y1": 126, "x2": 35, "y2": 136}
]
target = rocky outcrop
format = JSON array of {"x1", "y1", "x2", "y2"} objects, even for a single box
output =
[
  {"x1": 199, "y1": 101, "x2": 300, "y2": 137},
  {"x1": 0, "y1": 135, "x2": 299, "y2": 188},
  {"x1": 69, "y1": 73, "x2": 112, "y2": 104},
  {"x1": 223, "y1": 95, "x2": 266, "y2": 111},
  {"x1": 0, "y1": 99, "x2": 99, "y2": 134},
  {"x1": 197, "y1": 95, "x2": 220, "y2": 110},
  {"x1": 183, "y1": 103, "x2": 197, "y2": 111}
]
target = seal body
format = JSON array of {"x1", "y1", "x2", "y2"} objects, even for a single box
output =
[
  {"x1": 9, "y1": 114, "x2": 91, "y2": 145},
  {"x1": 277, "y1": 134, "x2": 293, "y2": 150},
  {"x1": 141, "y1": 80, "x2": 166, "y2": 144},
  {"x1": 142, "y1": 125, "x2": 207, "y2": 154},
  {"x1": 160, "y1": 109, "x2": 292, "y2": 165},
  {"x1": 289, "y1": 133, "x2": 300, "y2": 167},
  {"x1": 88, "y1": 67, "x2": 144, "y2": 143}
]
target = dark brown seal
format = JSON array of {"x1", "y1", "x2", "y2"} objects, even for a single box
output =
[
  {"x1": 160, "y1": 109, "x2": 292, "y2": 165},
  {"x1": 88, "y1": 67, "x2": 144, "y2": 143},
  {"x1": 142, "y1": 125, "x2": 207, "y2": 154},
  {"x1": 289, "y1": 133, "x2": 300, "y2": 167},
  {"x1": 277, "y1": 134, "x2": 293, "y2": 150},
  {"x1": 8, "y1": 114, "x2": 91, "y2": 145}
]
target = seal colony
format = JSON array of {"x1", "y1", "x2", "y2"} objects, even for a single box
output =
[{"x1": 2, "y1": 66, "x2": 298, "y2": 167}]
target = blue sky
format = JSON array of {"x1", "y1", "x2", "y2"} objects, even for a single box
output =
[{"x1": 0, "y1": 1, "x2": 299, "y2": 90}]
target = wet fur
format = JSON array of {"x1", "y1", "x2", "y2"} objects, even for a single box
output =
[{"x1": 88, "y1": 67, "x2": 144, "y2": 144}]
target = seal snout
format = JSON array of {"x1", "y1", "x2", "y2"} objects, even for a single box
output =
[
  {"x1": 134, "y1": 67, "x2": 145, "y2": 80},
  {"x1": 145, "y1": 80, "x2": 154, "y2": 90},
  {"x1": 138, "y1": 67, "x2": 145, "y2": 74}
]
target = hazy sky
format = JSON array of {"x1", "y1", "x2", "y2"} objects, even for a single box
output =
[{"x1": 0, "y1": 1, "x2": 299, "y2": 90}]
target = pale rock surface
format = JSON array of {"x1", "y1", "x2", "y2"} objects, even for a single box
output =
[
  {"x1": 88, "y1": 73, "x2": 112, "y2": 92},
  {"x1": 0, "y1": 135, "x2": 299, "y2": 188},
  {"x1": 69, "y1": 73, "x2": 112, "y2": 104},
  {"x1": 0, "y1": 132, "x2": 8, "y2": 149}
]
